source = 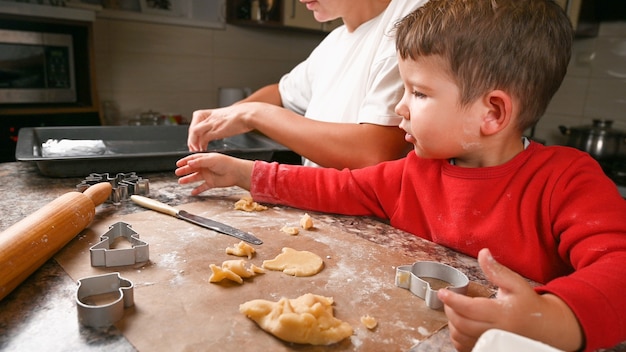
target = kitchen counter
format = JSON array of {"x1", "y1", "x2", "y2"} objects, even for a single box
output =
[{"x1": 0, "y1": 161, "x2": 623, "y2": 351}]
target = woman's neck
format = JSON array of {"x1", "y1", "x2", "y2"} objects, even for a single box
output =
[{"x1": 343, "y1": 0, "x2": 390, "y2": 32}]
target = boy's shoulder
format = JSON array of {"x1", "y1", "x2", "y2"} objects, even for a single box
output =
[{"x1": 530, "y1": 142, "x2": 594, "y2": 160}]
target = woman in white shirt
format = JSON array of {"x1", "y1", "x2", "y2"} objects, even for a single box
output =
[{"x1": 187, "y1": 0, "x2": 427, "y2": 168}]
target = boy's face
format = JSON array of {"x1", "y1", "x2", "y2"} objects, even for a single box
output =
[{"x1": 396, "y1": 55, "x2": 484, "y2": 163}]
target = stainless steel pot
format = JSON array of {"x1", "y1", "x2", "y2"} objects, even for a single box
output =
[{"x1": 559, "y1": 119, "x2": 626, "y2": 160}]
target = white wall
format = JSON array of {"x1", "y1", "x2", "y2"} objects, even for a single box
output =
[
  {"x1": 93, "y1": 19, "x2": 324, "y2": 124},
  {"x1": 535, "y1": 21, "x2": 626, "y2": 145},
  {"x1": 94, "y1": 18, "x2": 626, "y2": 145}
]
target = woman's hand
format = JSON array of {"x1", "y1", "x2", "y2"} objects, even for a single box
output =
[
  {"x1": 437, "y1": 248, "x2": 583, "y2": 352},
  {"x1": 187, "y1": 103, "x2": 260, "y2": 152},
  {"x1": 175, "y1": 153, "x2": 254, "y2": 195}
]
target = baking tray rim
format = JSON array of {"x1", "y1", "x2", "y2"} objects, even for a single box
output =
[{"x1": 15, "y1": 126, "x2": 288, "y2": 162}]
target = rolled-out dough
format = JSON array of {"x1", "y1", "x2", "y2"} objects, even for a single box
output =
[{"x1": 262, "y1": 247, "x2": 324, "y2": 277}]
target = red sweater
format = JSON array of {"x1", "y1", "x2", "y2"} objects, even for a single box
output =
[{"x1": 250, "y1": 142, "x2": 626, "y2": 351}]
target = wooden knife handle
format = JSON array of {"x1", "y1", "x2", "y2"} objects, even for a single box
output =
[
  {"x1": 130, "y1": 195, "x2": 179, "y2": 217},
  {"x1": 0, "y1": 182, "x2": 112, "y2": 302}
]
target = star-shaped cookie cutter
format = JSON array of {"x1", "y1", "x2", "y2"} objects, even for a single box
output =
[
  {"x1": 90, "y1": 222, "x2": 149, "y2": 267},
  {"x1": 395, "y1": 261, "x2": 469, "y2": 310},
  {"x1": 76, "y1": 272, "x2": 134, "y2": 328},
  {"x1": 76, "y1": 172, "x2": 149, "y2": 205}
]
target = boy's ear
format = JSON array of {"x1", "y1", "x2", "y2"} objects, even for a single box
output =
[{"x1": 480, "y1": 90, "x2": 513, "y2": 136}]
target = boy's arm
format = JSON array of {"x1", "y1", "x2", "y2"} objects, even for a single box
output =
[{"x1": 437, "y1": 248, "x2": 584, "y2": 352}]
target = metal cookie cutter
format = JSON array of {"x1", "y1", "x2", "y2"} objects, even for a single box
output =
[
  {"x1": 76, "y1": 272, "x2": 134, "y2": 328},
  {"x1": 395, "y1": 261, "x2": 469, "y2": 310},
  {"x1": 77, "y1": 172, "x2": 149, "y2": 204},
  {"x1": 90, "y1": 222, "x2": 149, "y2": 267}
]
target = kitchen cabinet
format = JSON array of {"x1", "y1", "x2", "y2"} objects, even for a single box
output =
[{"x1": 226, "y1": 0, "x2": 341, "y2": 33}]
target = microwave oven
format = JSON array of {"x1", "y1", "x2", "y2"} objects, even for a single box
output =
[{"x1": 0, "y1": 28, "x2": 76, "y2": 104}]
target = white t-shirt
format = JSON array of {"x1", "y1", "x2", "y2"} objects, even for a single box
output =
[{"x1": 279, "y1": 0, "x2": 428, "y2": 166}]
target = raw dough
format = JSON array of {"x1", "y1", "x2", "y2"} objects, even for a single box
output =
[
  {"x1": 262, "y1": 247, "x2": 324, "y2": 277},
  {"x1": 225, "y1": 241, "x2": 256, "y2": 259},
  {"x1": 222, "y1": 260, "x2": 254, "y2": 278},
  {"x1": 360, "y1": 315, "x2": 378, "y2": 329},
  {"x1": 209, "y1": 264, "x2": 243, "y2": 284},
  {"x1": 280, "y1": 225, "x2": 299, "y2": 236},
  {"x1": 234, "y1": 196, "x2": 268, "y2": 212},
  {"x1": 239, "y1": 293, "x2": 353, "y2": 345},
  {"x1": 300, "y1": 213, "x2": 314, "y2": 230},
  {"x1": 209, "y1": 259, "x2": 264, "y2": 284}
]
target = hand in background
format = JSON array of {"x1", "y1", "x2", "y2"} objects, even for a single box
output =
[
  {"x1": 187, "y1": 103, "x2": 260, "y2": 152},
  {"x1": 175, "y1": 153, "x2": 254, "y2": 195},
  {"x1": 438, "y1": 248, "x2": 583, "y2": 352}
]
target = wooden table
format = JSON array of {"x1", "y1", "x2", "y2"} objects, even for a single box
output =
[{"x1": 0, "y1": 161, "x2": 622, "y2": 351}]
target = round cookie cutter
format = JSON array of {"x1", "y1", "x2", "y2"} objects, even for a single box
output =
[{"x1": 395, "y1": 261, "x2": 469, "y2": 310}]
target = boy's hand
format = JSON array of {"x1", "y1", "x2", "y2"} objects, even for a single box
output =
[
  {"x1": 437, "y1": 248, "x2": 583, "y2": 352},
  {"x1": 175, "y1": 153, "x2": 254, "y2": 195}
]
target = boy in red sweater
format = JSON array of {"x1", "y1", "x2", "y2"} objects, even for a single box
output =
[{"x1": 175, "y1": 0, "x2": 626, "y2": 350}]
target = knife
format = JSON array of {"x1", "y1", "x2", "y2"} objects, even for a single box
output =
[{"x1": 130, "y1": 195, "x2": 263, "y2": 245}]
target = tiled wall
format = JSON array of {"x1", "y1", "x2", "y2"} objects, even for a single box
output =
[
  {"x1": 535, "y1": 21, "x2": 626, "y2": 146},
  {"x1": 93, "y1": 19, "x2": 324, "y2": 124},
  {"x1": 94, "y1": 19, "x2": 626, "y2": 146}
]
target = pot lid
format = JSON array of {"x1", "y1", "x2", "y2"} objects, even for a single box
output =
[{"x1": 570, "y1": 119, "x2": 626, "y2": 136}]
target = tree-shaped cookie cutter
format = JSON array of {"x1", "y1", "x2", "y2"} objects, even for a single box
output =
[
  {"x1": 90, "y1": 222, "x2": 149, "y2": 267},
  {"x1": 395, "y1": 261, "x2": 469, "y2": 310},
  {"x1": 76, "y1": 272, "x2": 134, "y2": 328}
]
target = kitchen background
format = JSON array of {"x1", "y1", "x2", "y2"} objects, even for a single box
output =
[
  {"x1": 0, "y1": 0, "x2": 625, "y2": 149},
  {"x1": 91, "y1": 3, "x2": 625, "y2": 148},
  {"x1": 93, "y1": 18, "x2": 323, "y2": 124}
]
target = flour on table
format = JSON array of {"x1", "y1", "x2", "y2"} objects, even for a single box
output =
[{"x1": 239, "y1": 293, "x2": 353, "y2": 345}]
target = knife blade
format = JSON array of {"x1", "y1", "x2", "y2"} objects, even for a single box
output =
[{"x1": 130, "y1": 195, "x2": 263, "y2": 245}]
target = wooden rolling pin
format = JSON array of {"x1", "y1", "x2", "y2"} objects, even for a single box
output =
[{"x1": 0, "y1": 182, "x2": 112, "y2": 301}]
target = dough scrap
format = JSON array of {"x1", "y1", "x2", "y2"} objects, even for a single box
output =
[
  {"x1": 209, "y1": 259, "x2": 264, "y2": 284},
  {"x1": 360, "y1": 315, "x2": 378, "y2": 329},
  {"x1": 300, "y1": 213, "x2": 314, "y2": 230},
  {"x1": 225, "y1": 241, "x2": 256, "y2": 259},
  {"x1": 239, "y1": 293, "x2": 353, "y2": 345},
  {"x1": 222, "y1": 259, "x2": 254, "y2": 278},
  {"x1": 281, "y1": 225, "x2": 299, "y2": 236},
  {"x1": 262, "y1": 247, "x2": 324, "y2": 277},
  {"x1": 234, "y1": 196, "x2": 268, "y2": 212},
  {"x1": 209, "y1": 264, "x2": 243, "y2": 284}
]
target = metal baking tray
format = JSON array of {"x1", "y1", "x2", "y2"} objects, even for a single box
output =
[{"x1": 15, "y1": 125, "x2": 289, "y2": 177}]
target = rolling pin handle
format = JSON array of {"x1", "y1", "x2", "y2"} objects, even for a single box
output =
[{"x1": 82, "y1": 182, "x2": 113, "y2": 206}]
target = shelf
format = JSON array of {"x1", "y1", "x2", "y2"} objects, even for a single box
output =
[
  {"x1": 0, "y1": 105, "x2": 100, "y2": 116},
  {"x1": 97, "y1": 8, "x2": 225, "y2": 29},
  {"x1": 226, "y1": 0, "x2": 339, "y2": 34},
  {"x1": 0, "y1": 1, "x2": 95, "y2": 22},
  {"x1": 0, "y1": 0, "x2": 225, "y2": 29}
]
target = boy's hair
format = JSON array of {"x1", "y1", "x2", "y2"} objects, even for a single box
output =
[{"x1": 395, "y1": 0, "x2": 573, "y2": 132}]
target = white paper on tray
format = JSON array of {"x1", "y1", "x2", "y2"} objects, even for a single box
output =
[{"x1": 41, "y1": 139, "x2": 106, "y2": 157}]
